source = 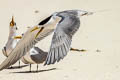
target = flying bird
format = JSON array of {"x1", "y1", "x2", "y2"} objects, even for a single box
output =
[
  {"x1": 44, "y1": 10, "x2": 93, "y2": 65},
  {"x1": 0, "y1": 10, "x2": 93, "y2": 71}
]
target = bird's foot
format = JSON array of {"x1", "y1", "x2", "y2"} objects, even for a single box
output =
[
  {"x1": 36, "y1": 70, "x2": 38, "y2": 73},
  {"x1": 70, "y1": 48, "x2": 87, "y2": 52},
  {"x1": 18, "y1": 61, "x2": 21, "y2": 68},
  {"x1": 29, "y1": 64, "x2": 32, "y2": 72},
  {"x1": 36, "y1": 64, "x2": 39, "y2": 72},
  {"x1": 8, "y1": 66, "x2": 13, "y2": 69}
]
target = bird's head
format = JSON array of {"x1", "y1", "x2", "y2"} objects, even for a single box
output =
[
  {"x1": 38, "y1": 12, "x2": 61, "y2": 26},
  {"x1": 51, "y1": 12, "x2": 62, "y2": 22},
  {"x1": 54, "y1": 10, "x2": 93, "y2": 18},
  {"x1": 77, "y1": 10, "x2": 93, "y2": 17},
  {"x1": 9, "y1": 16, "x2": 18, "y2": 30}
]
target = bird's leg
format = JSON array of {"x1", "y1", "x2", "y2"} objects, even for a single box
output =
[
  {"x1": 70, "y1": 47, "x2": 86, "y2": 52},
  {"x1": 29, "y1": 64, "x2": 31, "y2": 72},
  {"x1": 18, "y1": 60, "x2": 20, "y2": 68},
  {"x1": 70, "y1": 47, "x2": 81, "y2": 52},
  {"x1": 36, "y1": 64, "x2": 39, "y2": 72}
]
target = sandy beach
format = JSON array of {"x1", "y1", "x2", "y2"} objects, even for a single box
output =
[{"x1": 0, "y1": 0, "x2": 120, "y2": 80}]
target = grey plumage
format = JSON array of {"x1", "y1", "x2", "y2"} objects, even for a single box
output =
[
  {"x1": 1, "y1": 16, "x2": 22, "y2": 68},
  {"x1": 30, "y1": 47, "x2": 47, "y2": 64},
  {"x1": 0, "y1": 10, "x2": 92, "y2": 71},
  {"x1": 45, "y1": 13, "x2": 78, "y2": 64},
  {"x1": 2, "y1": 17, "x2": 18, "y2": 57},
  {"x1": 0, "y1": 27, "x2": 40, "y2": 70},
  {"x1": 21, "y1": 46, "x2": 47, "y2": 72},
  {"x1": 44, "y1": 10, "x2": 92, "y2": 65},
  {"x1": 0, "y1": 15, "x2": 61, "y2": 70}
]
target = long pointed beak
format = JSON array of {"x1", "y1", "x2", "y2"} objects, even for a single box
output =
[
  {"x1": 30, "y1": 26, "x2": 39, "y2": 32},
  {"x1": 81, "y1": 12, "x2": 93, "y2": 16},
  {"x1": 10, "y1": 16, "x2": 15, "y2": 27},
  {"x1": 14, "y1": 36, "x2": 22, "y2": 39},
  {"x1": 35, "y1": 27, "x2": 44, "y2": 38},
  {"x1": 86, "y1": 12, "x2": 93, "y2": 15}
]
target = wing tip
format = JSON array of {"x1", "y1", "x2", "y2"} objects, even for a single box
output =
[
  {"x1": 0, "y1": 65, "x2": 5, "y2": 71},
  {"x1": 44, "y1": 59, "x2": 57, "y2": 66},
  {"x1": 0, "y1": 68, "x2": 3, "y2": 71}
]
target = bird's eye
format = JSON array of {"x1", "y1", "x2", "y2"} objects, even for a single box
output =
[
  {"x1": 81, "y1": 12, "x2": 88, "y2": 16},
  {"x1": 16, "y1": 27, "x2": 18, "y2": 30}
]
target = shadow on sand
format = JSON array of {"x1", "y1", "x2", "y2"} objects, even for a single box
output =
[
  {"x1": 7, "y1": 65, "x2": 29, "y2": 69},
  {"x1": 11, "y1": 68, "x2": 57, "y2": 73}
]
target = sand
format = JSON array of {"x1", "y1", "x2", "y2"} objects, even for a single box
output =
[{"x1": 0, "y1": 0, "x2": 120, "y2": 80}]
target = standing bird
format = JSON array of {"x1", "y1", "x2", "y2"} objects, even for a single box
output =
[
  {"x1": 13, "y1": 14, "x2": 83, "y2": 72},
  {"x1": 2, "y1": 16, "x2": 21, "y2": 68},
  {"x1": 0, "y1": 10, "x2": 93, "y2": 71},
  {"x1": 13, "y1": 29, "x2": 48, "y2": 72},
  {"x1": 20, "y1": 46, "x2": 79, "y2": 72},
  {"x1": 0, "y1": 15, "x2": 61, "y2": 71},
  {"x1": 21, "y1": 47, "x2": 47, "y2": 72}
]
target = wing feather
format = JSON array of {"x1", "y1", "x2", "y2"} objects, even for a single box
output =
[
  {"x1": 44, "y1": 12, "x2": 80, "y2": 65},
  {"x1": 0, "y1": 26, "x2": 53, "y2": 70},
  {"x1": 44, "y1": 30, "x2": 72, "y2": 65}
]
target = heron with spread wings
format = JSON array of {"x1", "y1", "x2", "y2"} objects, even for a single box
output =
[{"x1": 0, "y1": 10, "x2": 93, "y2": 71}]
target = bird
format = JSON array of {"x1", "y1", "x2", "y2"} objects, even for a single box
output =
[
  {"x1": 2, "y1": 16, "x2": 21, "y2": 68},
  {"x1": 20, "y1": 45, "x2": 82, "y2": 72},
  {"x1": 13, "y1": 16, "x2": 82, "y2": 72},
  {"x1": 14, "y1": 33, "x2": 84, "y2": 72},
  {"x1": 21, "y1": 47, "x2": 47, "y2": 72},
  {"x1": 13, "y1": 28, "x2": 47, "y2": 72},
  {"x1": 12, "y1": 13, "x2": 86, "y2": 72},
  {"x1": 0, "y1": 10, "x2": 93, "y2": 71},
  {"x1": 44, "y1": 10, "x2": 93, "y2": 65},
  {"x1": 0, "y1": 15, "x2": 61, "y2": 71}
]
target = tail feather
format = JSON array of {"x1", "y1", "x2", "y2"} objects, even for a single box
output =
[{"x1": 2, "y1": 47, "x2": 8, "y2": 57}]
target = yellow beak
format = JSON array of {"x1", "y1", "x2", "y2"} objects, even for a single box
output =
[
  {"x1": 30, "y1": 26, "x2": 39, "y2": 32},
  {"x1": 35, "y1": 27, "x2": 44, "y2": 38},
  {"x1": 10, "y1": 16, "x2": 15, "y2": 27},
  {"x1": 14, "y1": 36, "x2": 22, "y2": 39}
]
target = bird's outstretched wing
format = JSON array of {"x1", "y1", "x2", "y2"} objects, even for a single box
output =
[
  {"x1": 44, "y1": 15, "x2": 80, "y2": 65},
  {"x1": 0, "y1": 26, "x2": 53, "y2": 71},
  {"x1": 44, "y1": 27, "x2": 72, "y2": 65},
  {"x1": 0, "y1": 15, "x2": 62, "y2": 71}
]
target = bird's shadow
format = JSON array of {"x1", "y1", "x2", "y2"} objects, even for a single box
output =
[
  {"x1": 11, "y1": 68, "x2": 57, "y2": 73},
  {"x1": 7, "y1": 65, "x2": 28, "y2": 69}
]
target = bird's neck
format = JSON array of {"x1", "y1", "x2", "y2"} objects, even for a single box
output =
[{"x1": 8, "y1": 29, "x2": 17, "y2": 39}]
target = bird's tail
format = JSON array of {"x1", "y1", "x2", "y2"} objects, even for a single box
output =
[{"x1": 2, "y1": 47, "x2": 8, "y2": 57}]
